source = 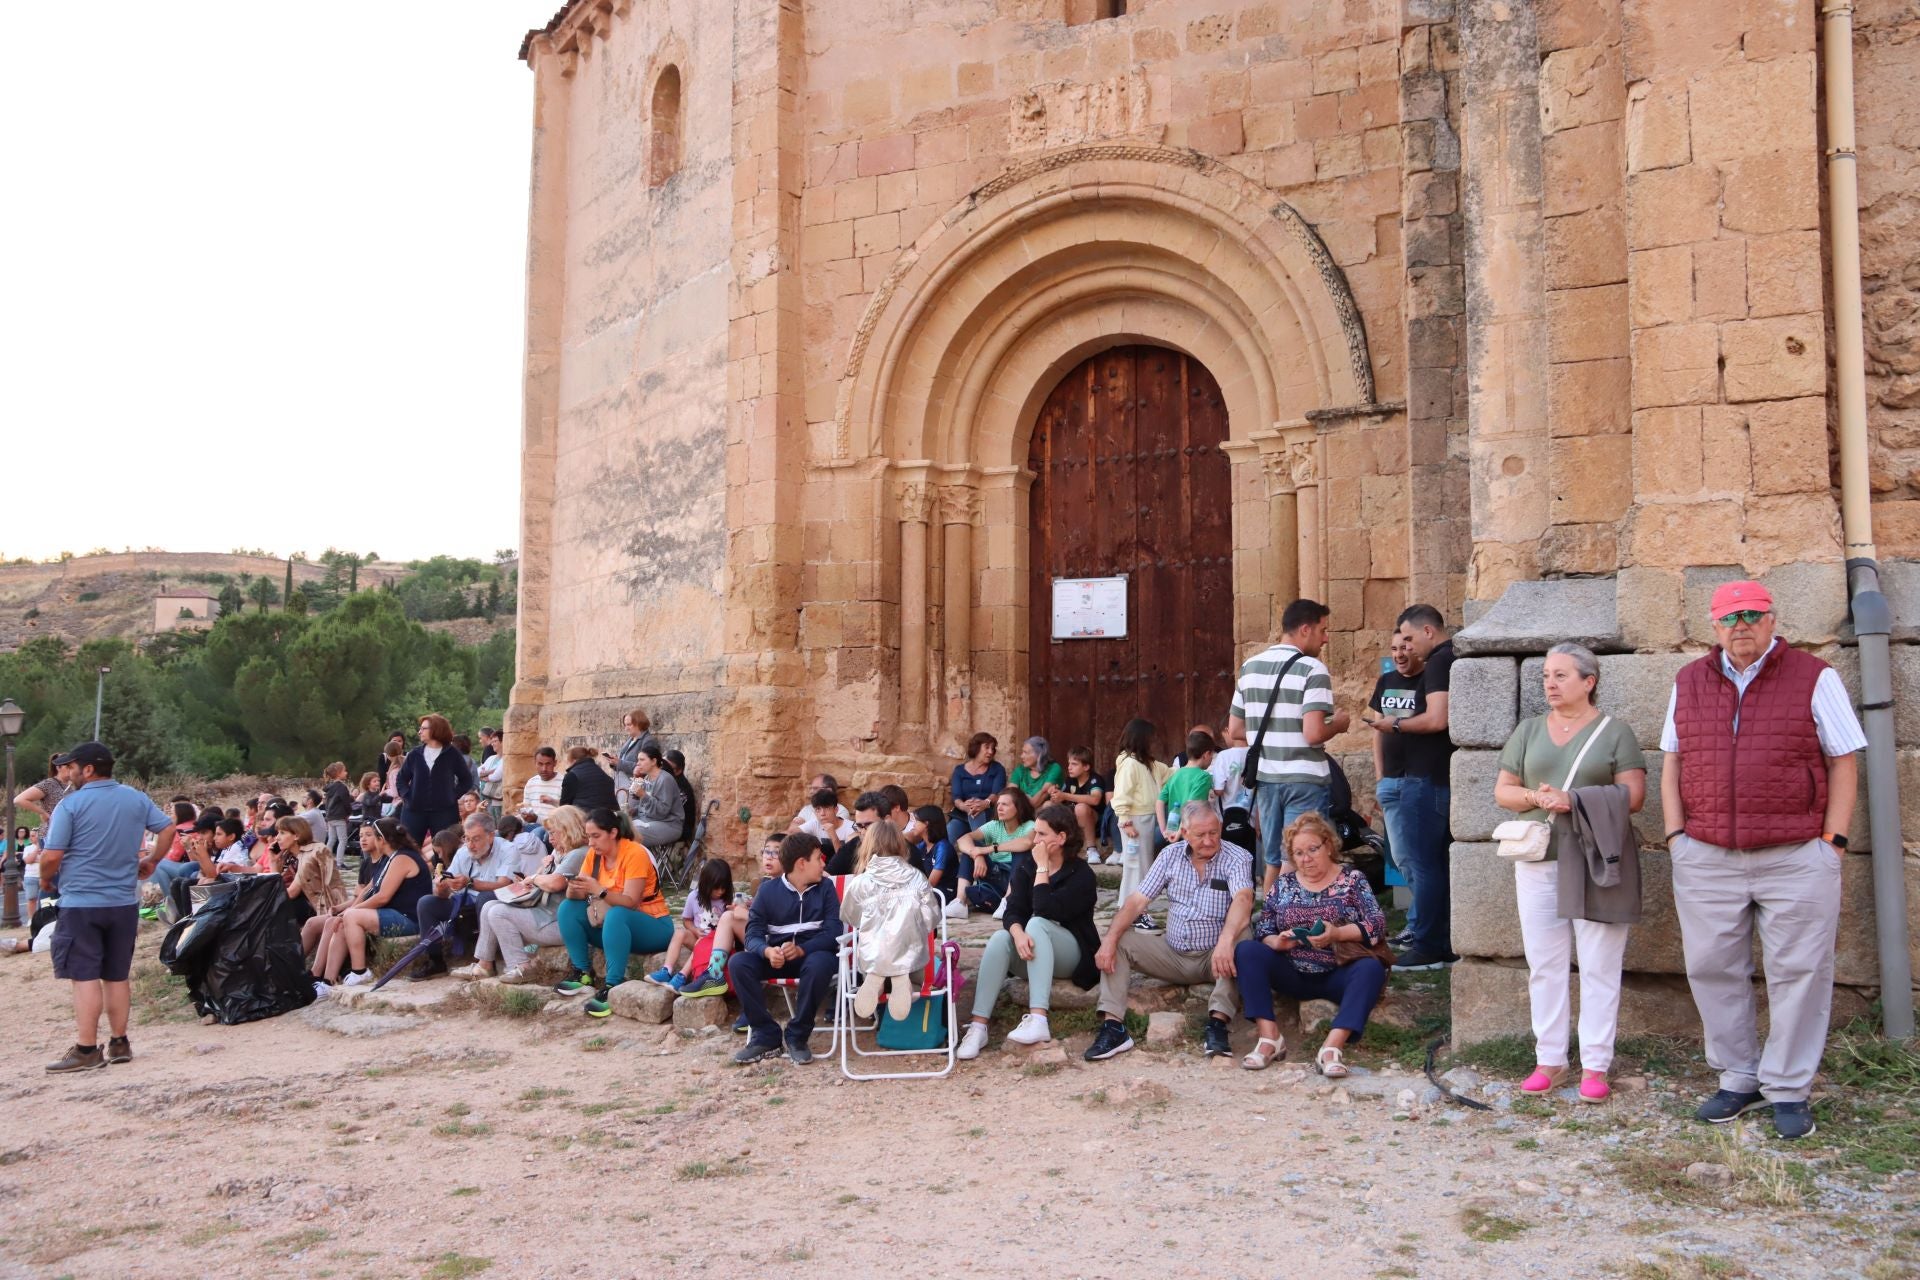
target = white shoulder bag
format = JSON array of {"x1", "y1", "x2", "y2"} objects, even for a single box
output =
[{"x1": 1493, "y1": 716, "x2": 1612, "y2": 862}]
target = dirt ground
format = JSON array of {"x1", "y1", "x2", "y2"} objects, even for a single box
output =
[{"x1": 1, "y1": 918, "x2": 1916, "y2": 1280}]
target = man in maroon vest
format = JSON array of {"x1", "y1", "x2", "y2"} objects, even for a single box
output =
[{"x1": 1659, "y1": 580, "x2": 1865, "y2": 1140}]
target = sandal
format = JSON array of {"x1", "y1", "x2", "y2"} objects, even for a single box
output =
[
  {"x1": 450, "y1": 963, "x2": 491, "y2": 980},
  {"x1": 1241, "y1": 1036, "x2": 1285, "y2": 1071},
  {"x1": 1521, "y1": 1065, "x2": 1568, "y2": 1094},
  {"x1": 1316, "y1": 1045, "x2": 1348, "y2": 1078}
]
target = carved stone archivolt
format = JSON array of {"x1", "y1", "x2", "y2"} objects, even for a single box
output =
[{"x1": 832, "y1": 143, "x2": 1378, "y2": 460}]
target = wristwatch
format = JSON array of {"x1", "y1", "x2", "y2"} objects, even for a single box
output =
[
  {"x1": 1823, "y1": 832, "x2": 1849, "y2": 850},
  {"x1": 1665, "y1": 829, "x2": 1685, "y2": 843},
  {"x1": 597, "y1": 888, "x2": 608, "y2": 900}
]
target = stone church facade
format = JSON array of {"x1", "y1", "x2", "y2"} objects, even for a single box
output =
[{"x1": 506, "y1": 0, "x2": 1920, "y2": 1037}]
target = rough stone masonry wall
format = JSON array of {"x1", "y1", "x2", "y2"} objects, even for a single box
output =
[{"x1": 511, "y1": 1, "x2": 737, "y2": 793}]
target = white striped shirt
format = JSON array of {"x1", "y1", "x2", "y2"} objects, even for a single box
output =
[
  {"x1": 1230, "y1": 644, "x2": 1335, "y2": 784},
  {"x1": 1659, "y1": 640, "x2": 1866, "y2": 756}
]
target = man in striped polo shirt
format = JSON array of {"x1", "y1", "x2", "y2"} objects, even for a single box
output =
[{"x1": 1226, "y1": 599, "x2": 1348, "y2": 893}]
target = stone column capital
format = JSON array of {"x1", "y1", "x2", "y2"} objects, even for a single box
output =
[
  {"x1": 899, "y1": 481, "x2": 933, "y2": 524},
  {"x1": 937, "y1": 485, "x2": 982, "y2": 526}
]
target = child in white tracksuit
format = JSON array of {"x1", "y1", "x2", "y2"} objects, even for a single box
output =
[{"x1": 837, "y1": 822, "x2": 939, "y2": 1021}]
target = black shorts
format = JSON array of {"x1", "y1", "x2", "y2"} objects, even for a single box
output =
[{"x1": 51, "y1": 905, "x2": 140, "y2": 983}]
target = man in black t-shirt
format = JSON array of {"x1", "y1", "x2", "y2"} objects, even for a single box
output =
[
  {"x1": 1365, "y1": 604, "x2": 1457, "y2": 970},
  {"x1": 1367, "y1": 631, "x2": 1423, "y2": 946}
]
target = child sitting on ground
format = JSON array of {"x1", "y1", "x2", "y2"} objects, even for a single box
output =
[
  {"x1": 838, "y1": 821, "x2": 939, "y2": 1021},
  {"x1": 644, "y1": 858, "x2": 735, "y2": 992},
  {"x1": 916, "y1": 804, "x2": 960, "y2": 903}
]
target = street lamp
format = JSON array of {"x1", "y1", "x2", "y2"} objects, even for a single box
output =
[
  {"x1": 93, "y1": 665, "x2": 110, "y2": 740},
  {"x1": 0, "y1": 697, "x2": 23, "y2": 929}
]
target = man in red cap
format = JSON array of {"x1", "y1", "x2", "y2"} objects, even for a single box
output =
[{"x1": 1659, "y1": 580, "x2": 1865, "y2": 1140}]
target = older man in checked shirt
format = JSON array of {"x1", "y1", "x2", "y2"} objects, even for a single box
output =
[{"x1": 1083, "y1": 801, "x2": 1254, "y2": 1063}]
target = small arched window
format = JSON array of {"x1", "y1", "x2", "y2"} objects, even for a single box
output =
[{"x1": 650, "y1": 65, "x2": 682, "y2": 186}]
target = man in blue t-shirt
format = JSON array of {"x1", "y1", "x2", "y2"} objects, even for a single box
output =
[{"x1": 38, "y1": 741, "x2": 175, "y2": 1073}]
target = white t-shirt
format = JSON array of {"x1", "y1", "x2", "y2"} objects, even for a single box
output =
[
  {"x1": 1209, "y1": 746, "x2": 1251, "y2": 810},
  {"x1": 423, "y1": 744, "x2": 444, "y2": 771},
  {"x1": 522, "y1": 773, "x2": 563, "y2": 821},
  {"x1": 793, "y1": 803, "x2": 855, "y2": 844}
]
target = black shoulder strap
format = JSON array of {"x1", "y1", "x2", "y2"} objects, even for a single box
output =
[{"x1": 1242, "y1": 652, "x2": 1307, "y2": 793}]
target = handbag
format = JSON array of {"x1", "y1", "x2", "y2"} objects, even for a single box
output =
[
  {"x1": 875, "y1": 940, "x2": 956, "y2": 1051},
  {"x1": 1493, "y1": 716, "x2": 1612, "y2": 862},
  {"x1": 584, "y1": 849, "x2": 610, "y2": 926},
  {"x1": 1332, "y1": 936, "x2": 1397, "y2": 968}
]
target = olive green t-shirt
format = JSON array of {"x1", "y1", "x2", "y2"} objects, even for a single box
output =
[{"x1": 1497, "y1": 714, "x2": 1647, "y2": 836}]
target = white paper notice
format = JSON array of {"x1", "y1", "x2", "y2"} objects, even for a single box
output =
[{"x1": 1051, "y1": 576, "x2": 1128, "y2": 640}]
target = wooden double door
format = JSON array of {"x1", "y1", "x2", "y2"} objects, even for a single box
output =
[{"x1": 1025, "y1": 345, "x2": 1234, "y2": 764}]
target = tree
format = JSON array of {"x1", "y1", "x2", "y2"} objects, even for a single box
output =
[
  {"x1": 285, "y1": 587, "x2": 310, "y2": 615},
  {"x1": 216, "y1": 581, "x2": 245, "y2": 615},
  {"x1": 247, "y1": 578, "x2": 280, "y2": 612},
  {"x1": 283, "y1": 558, "x2": 294, "y2": 603}
]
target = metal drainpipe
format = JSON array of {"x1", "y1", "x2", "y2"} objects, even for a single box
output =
[{"x1": 1824, "y1": 0, "x2": 1915, "y2": 1038}]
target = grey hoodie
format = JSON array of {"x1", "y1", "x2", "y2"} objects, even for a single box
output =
[{"x1": 1555, "y1": 782, "x2": 1642, "y2": 925}]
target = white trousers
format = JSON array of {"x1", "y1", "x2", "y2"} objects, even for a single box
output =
[{"x1": 1514, "y1": 859, "x2": 1631, "y2": 1072}]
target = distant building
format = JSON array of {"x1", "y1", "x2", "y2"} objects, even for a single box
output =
[{"x1": 152, "y1": 589, "x2": 218, "y2": 633}]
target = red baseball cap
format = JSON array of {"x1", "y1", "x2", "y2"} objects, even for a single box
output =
[{"x1": 1709, "y1": 580, "x2": 1773, "y2": 619}]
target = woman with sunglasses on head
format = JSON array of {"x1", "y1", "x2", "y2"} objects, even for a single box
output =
[
  {"x1": 1234, "y1": 811, "x2": 1388, "y2": 1077},
  {"x1": 1493, "y1": 641, "x2": 1646, "y2": 1104}
]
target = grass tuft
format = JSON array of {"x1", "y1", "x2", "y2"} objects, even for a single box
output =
[
  {"x1": 423, "y1": 1254, "x2": 493, "y2": 1279},
  {"x1": 1459, "y1": 1207, "x2": 1531, "y2": 1243}
]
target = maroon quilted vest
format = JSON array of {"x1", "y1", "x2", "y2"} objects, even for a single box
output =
[{"x1": 1672, "y1": 643, "x2": 1828, "y2": 850}]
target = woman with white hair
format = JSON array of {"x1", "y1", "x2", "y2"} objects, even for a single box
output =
[
  {"x1": 1010, "y1": 736, "x2": 1061, "y2": 801},
  {"x1": 1492, "y1": 642, "x2": 1647, "y2": 1104}
]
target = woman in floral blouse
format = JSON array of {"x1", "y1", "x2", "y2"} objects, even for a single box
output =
[{"x1": 1234, "y1": 811, "x2": 1388, "y2": 1077}]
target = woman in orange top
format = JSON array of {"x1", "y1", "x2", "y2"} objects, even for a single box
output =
[{"x1": 554, "y1": 806, "x2": 673, "y2": 1017}]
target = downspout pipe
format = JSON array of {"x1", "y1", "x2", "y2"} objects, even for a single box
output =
[{"x1": 1825, "y1": 0, "x2": 1915, "y2": 1039}]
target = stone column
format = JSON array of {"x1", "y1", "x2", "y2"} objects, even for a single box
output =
[
  {"x1": 1261, "y1": 448, "x2": 1300, "y2": 626},
  {"x1": 897, "y1": 478, "x2": 932, "y2": 730},
  {"x1": 503, "y1": 32, "x2": 572, "y2": 806},
  {"x1": 1459, "y1": 0, "x2": 1551, "y2": 606},
  {"x1": 938, "y1": 484, "x2": 981, "y2": 731},
  {"x1": 1290, "y1": 439, "x2": 1323, "y2": 602}
]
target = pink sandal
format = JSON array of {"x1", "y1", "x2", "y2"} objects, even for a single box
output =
[
  {"x1": 1521, "y1": 1066, "x2": 1567, "y2": 1094},
  {"x1": 1578, "y1": 1072, "x2": 1610, "y2": 1103}
]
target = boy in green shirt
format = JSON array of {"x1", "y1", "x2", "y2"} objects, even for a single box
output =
[{"x1": 1157, "y1": 731, "x2": 1218, "y2": 840}]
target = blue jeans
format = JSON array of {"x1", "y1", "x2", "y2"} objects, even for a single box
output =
[
  {"x1": 1373, "y1": 778, "x2": 1417, "y2": 936},
  {"x1": 149, "y1": 859, "x2": 200, "y2": 897},
  {"x1": 946, "y1": 811, "x2": 991, "y2": 850},
  {"x1": 1234, "y1": 940, "x2": 1387, "y2": 1038},
  {"x1": 1253, "y1": 781, "x2": 1330, "y2": 867},
  {"x1": 1396, "y1": 775, "x2": 1452, "y2": 957}
]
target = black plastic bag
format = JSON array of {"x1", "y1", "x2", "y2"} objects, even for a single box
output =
[{"x1": 159, "y1": 874, "x2": 315, "y2": 1025}]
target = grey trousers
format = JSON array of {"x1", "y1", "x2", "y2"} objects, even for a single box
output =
[
  {"x1": 475, "y1": 902, "x2": 563, "y2": 966},
  {"x1": 1671, "y1": 834, "x2": 1842, "y2": 1102},
  {"x1": 1096, "y1": 927, "x2": 1242, "y2": 1021}
]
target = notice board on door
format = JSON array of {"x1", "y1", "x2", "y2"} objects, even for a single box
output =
[{"x1": 1051, "y1": 575, "x2": 1128, "y2": 640}]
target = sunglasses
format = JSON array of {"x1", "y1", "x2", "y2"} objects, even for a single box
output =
[{"x1": 1716, "y1": 609, "x2": 1769, "y2": 627}]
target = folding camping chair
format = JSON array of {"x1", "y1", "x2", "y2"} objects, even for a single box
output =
[{"x1": 835, "y1": 892, "x2": 958, "y2": 1082}]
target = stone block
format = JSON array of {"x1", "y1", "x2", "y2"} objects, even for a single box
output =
[
  {"x1": 676, "y1": 993, "x2": 736, "y2": 1031},
  {"x1": 1449, "y1": 751, "x2": 1508, "y2": 840},
  {"x1": 1450, "y1": 657, "x2": 1520, "y2": 748},
  {"x1": 1005, "y1": 979, "x2": 1098, "y2": 1011},
  {"x1": 1448, "y1": 959, "x2": 1535, "y2": 1043},
  {"x1": 1550, "y1": 435, "x2": 1631, "y2": 523},
  {"x1": 1544, "y1": 204, "x2": 1628, "y2": 291},
  {"x1": 1540, "y1": 523, "x2": 1621, "y2": 576},
  {"x1": 1539, "y1": 46, "x2": 1624, "y2": 133},
  {"x1": 1145, "y1": 1011, "x2": 1186, "y2": 1044},
  {"x1": 607, "y1": 981, "x2": 676, "y2": 1024},
  {"x1": 1616, "y1": 566, "x2": 1685, "y2": 651},
  {"x1": 1721, "y1": 153, "x2": 1820, "y2": 236},
  {"x1": 1626, "y1": 500, "x2": 1743, "y2": 568},
  {"x1": 1630, "y1": 323, "x2": 1719, "y2": 408},
  {"x1": 1747, "y1": 398, "x2": 1828, "y2": 497},
  {"x1": 1879, "y1": 562, "x2": 1920, "y2": 643},
  {"x1": 1628, "y1": 165, "x2": 1718, "y2": 249},
  {"x1": 1596, "y1": 652, "x2": 1693, "y2": 749},
  {"x1": 1686, "y1": 53, "x2": 1817, "y2": 162},
  {"x1": 1547, "y1": 358, "x2": 1630, "y2": 435},
  {"x1": 1548, "y1": 284, "x2": 1629, "y2": 363},
  {"x1": 1632, "y1": 406, "x2": 1703, "y2": 497},
  {"x1": 1747, "y1": 231, "x2": 1823, "y2": 318},
  {"x1": 1691, "y1": 239, "x2": 1747, "y2": 320},
  {"x1": 1451, "y1": 842, "x2": 1523, "y2": 959},
  {"x1": 1629, "y1": 244, "x2": 1692, "y2": 329},
  {"x1": 1542, "y1": 123, "x2": 1623, "y2": 216},
  {"x1": 1624, "y1": 79, "x2": 1689, "y2": 174},
  {"x1": 1743, "y1": 494, "x2": 1844, "y2": 571},
  {"x1": 1722, "y1": 316, "x2": 1824, "y2": 403},
  {"x1": 1454, "y1": 576, "x2": 1623, "y2": 656}
]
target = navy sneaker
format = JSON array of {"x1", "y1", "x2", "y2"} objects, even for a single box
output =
[
  {"x1": 1084, "y1": 1018, "x2": 1135, "y2": 1062},
  {"x1": 1202, "y1": 1017, "x2": 1232, "y2": 1057},
  {"x1": 1393, "y1": 950, "x2": 1457, "y2": 972},
  {"x1": 786, "y1": 1040, "x2": 815, "y2": 1066},
  {"x1": 1771, "y1": 1101, "x2": 1816, "y2": 1140},
  {"x1": 1695, "y1": 1088, "x2": 1769, "y2": 1124},
  {"x1": 732, "y1": 1037, "x2": 782, "y2": 1066}
]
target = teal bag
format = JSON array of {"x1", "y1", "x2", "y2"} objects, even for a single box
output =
[{"x1": 874, "y1": 942, "x2": 957, "y2": 1050}]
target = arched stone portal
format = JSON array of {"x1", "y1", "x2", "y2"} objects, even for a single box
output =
[{"x1": 833, "y1": 144, "x2": 1379, "y2": 752}]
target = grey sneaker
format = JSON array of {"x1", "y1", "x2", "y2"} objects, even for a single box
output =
[
  {"x1": 733, "y1": 1037, "x2": 782, "y2": 1065},
  {"x1": 786, "y1": 1040, "x2": 815, "y2": 1066}
]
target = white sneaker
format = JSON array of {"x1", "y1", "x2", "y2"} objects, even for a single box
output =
[
  {"x1": 342, "y1": 969, "x2": 374, "y2": 987},
  {"x1": 956, "y1": 1021, "x2": 990, "y2": 1060},
  {"x1": 497, "y1": 968, "x2": 529, "y2": 984},
  {"x1": 1006, "y1": 1012, "x2": 1051, "y2": 1045},
  {"x1": 943, "y1": 898, "x2": 969, "y2": 920},
  {"x1": 311, "y1": 981, "x2": 333, "y2": 1000},
  {"x1": 991, "y1": 898, "x2": 1008, "y2": 920}
]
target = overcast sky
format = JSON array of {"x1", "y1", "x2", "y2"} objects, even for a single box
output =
[{"x1": 2, "y1": 3, "x2": 557, "y2": 563}]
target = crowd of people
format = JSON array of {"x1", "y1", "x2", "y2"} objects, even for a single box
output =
[{"x1": 7, "y1": 581, "x2": 1858, "y2": 1140}]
